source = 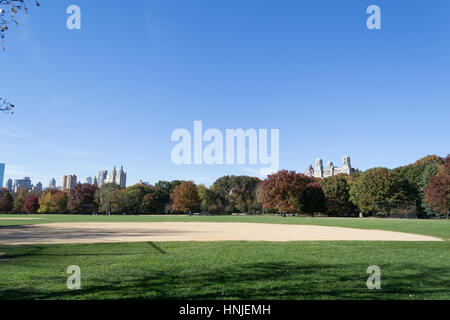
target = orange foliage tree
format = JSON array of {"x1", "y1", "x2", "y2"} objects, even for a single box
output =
[{"x1": 171, "y1": 181, "x2": 200, "y2": 213}]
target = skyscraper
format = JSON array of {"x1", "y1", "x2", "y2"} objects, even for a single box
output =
[
  {"x1": 105, "y1": 166, "x2": 127, "y2": 188},
  {"x1": 33, "y1": 182, "x2": 43, "y2": 192},
  {"x1": 14, "y1": 177, "x2": 32, "y2": 192},
  {"x1": 62, "y1": 175, "x2": 77, "y2": 191},
  {"x1": 48, "y1": 178, "x2": 56, "y2": 189},
  {"x1": 98, "y1": 170, "x2": 108, "y2": 188},
  {"x1": 7, "y1": 179, "x2": 13, "y2": 192},
  {"x1": 85, "y1": 177, "x2": 93, "y2": 184},
  {"x1": 0, "y1": 163, "x2": 5, "y2": 188}
]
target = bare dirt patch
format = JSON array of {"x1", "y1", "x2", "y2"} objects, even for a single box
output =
[
  {"x1": 0, "y1": 222, "x2": 442, "y2": 245},
  {"x1": 0, "y1": 218, "x2": 45, "y2": 220}
]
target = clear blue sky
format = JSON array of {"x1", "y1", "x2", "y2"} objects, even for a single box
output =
[{"x1": 1, "y1": 0, "x2": 449, "y2": 187}]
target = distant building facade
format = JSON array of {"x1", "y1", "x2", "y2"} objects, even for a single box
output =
[
  {"x1": 62, "y1": 175, "x2": 77, "y2": 191},
  {"x1": 14, "y1": 177, "x2": 32, "y2": 192},
  {"x1": 7, "y1": 179, "x2": 13, "y2": 192},
  {"x1": 48, "y1": 178, "x2": 56, "y2": 189},
  {"x1": 136, "y1": 180, "x2": 150, "y2": 186},
  {"x1": 104, "y1": 166, "x2": 127, "y2": 188},
  {"x1": 98, "y1": 170, "x2": 108, "y2": 188},
  {"x1": 33, "y1": 182, "x2": 43, "y2": 192},
  {"x1": 85, "y1": 177, "x2": 93, "y2": 184},
  {"x1": 0, "y1": 163, "x2": 4, "y2": 188},
  {"x1": 305, "y1": 156, "x2": 356, "y2": 179}
]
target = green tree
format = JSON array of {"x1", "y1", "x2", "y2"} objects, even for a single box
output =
[
  {"x1": 320, "y1": 174, "x2": 356, "y2": 216},
  {"x1": 0, "y1": 188, "x2": 13, "y2": 213},
  {"x1": 212, "y1": 175, "x2": 261, "y2": 213},
  {"x1": 153, "y1": 180, "x2": 183, "y2": 213},
  {"x1": 299, "y1": 182, "x2": 326, "y2": 216},
  {"x1": 393, "y1": 155, "x2": 444, "y2": 217},
  {"x1": 95, "y1": 183, "x2": 121, "y2": 214},
  {"x1": 119, "y1": 184, "x2": 151, "y2": 214},
  {"x1": 350, "y1": 167, "x2": 405, "y2": 215}
]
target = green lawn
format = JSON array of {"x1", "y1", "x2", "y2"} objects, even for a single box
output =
[{"x1": 0, "y1": 215, "x2": 448, "y2": 300}]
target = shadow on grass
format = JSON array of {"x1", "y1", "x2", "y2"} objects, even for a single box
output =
[{"x1": 1, "y1": 261, "x2": 448, "y2": 300}]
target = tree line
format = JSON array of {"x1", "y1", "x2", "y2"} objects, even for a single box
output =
[{"x1": 0, "y1": 155, "x2": 448, "y2": 218}]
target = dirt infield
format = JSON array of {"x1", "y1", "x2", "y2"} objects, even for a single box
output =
[
  {"x1": 0, "y1": 218, "x2": 45, "y2": 220},
  {"x1": 0, "y1": 222, "x2": 442, "y2": 245}
]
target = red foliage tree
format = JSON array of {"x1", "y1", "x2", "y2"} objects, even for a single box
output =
[
  {"x1": 262, "y1": 170, "x2": 313, "y2": 214},
  {"x1": 67, "y1": 183, "x2": 99, "y2": 213},
  {"x1": 23, "y1": 195, "x2": 39, "y2": 214},
  {"x1": 424, "y1": 155, "x2": 450, "y2": 219}
]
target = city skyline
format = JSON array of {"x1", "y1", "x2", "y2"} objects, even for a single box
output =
[
  {"x1": 2, "y1": 164, "x2": 128, "y2": 191},
  {"x1": 1, "y1": 1, "x2": 449, "y2": 187}
]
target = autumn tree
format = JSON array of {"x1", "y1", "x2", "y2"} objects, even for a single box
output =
[
  {"x1": 0, "y1": 0, "x2": 39, "y2": 49},
  {"x1": 38, "y1": 189, "x2": 67, "y2": 213},
  {"x1": 13, "y1": 187, "x2": 28, "y2": 213},
  {"x1": 262, "y1": 170, "x2": 313, "y2": 214},
  {"x1": 0, "y1": 188, "x2": 13, "y2": 213},
  {"x1": 153, "y1": 180, "x2": 183, "y2": 213},
  {"x1": 424, "y1": 155, "x2": 450, "y2": 219},
  {"x1": 140, "y1": 193, "x2": 159, "y2": 214},
  {"x1": 171, "y1": 181, "x2": 200, "y2": 213},
  {"x1": 320, "y1": 174, "x2": 357, "y2": 216},
  {"x1": 23, "y1": 195, "x2": 39, "y2": 214},
  {"x1": 393, "y1": 155, "x2": 444, "y2": 217},
  {"x1": 350, "y1": 167, "x2": 406, "y2": 215},
  {"x1": 67, "y1": 183, "x2": 99, "y2": 213}
]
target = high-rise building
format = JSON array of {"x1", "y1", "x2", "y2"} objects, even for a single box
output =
[
  {"x1": 85, "y1": 177, "x2": 93, "y2": 184},
  {"x1": 62, "y1": 175, "x2": 77, "y2": 191},
  {"x1": 0, "y1": 163, "x2": 5, "y2": 188},
  {"x1": 93, "y1": 177, "x2": 98, "y2": 187},
  {"x1": 14, "y1": 177, "x2": 32, "y2": 192},
  {"x1": 105, "y1": 166, "x2": 127, "y2": 188},
  {"x1": 98, "y1": 170, "x2": 108, "y2": 188},
  {"x1": 7, "y1": 179, "x2": 13, "y2": 192},
  {"x1": 33, "y1": 182, "x2": 43, "y2": 192},
  {"x1": 48, "y1": 178, "x2": 56, "y2": 189}
]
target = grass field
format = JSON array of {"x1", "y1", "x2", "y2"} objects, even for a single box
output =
[{"x1": 0, "y1": 215, "x2": 448, "y2": 300}]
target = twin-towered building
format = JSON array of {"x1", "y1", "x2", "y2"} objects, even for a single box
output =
[
  {"x1": 305, "y1": 156, "x2": 356, "y2": 179},
  {"x1": 61, "y1": 166, "x2": 127, "y2": 191},
  {"x1": 98, "y1": 166, "x2": 127, "y2": 189}
]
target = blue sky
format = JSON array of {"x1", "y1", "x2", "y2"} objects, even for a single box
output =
[{"x1": 1, "y1": 0, "x2": 449, "y2": 187}]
